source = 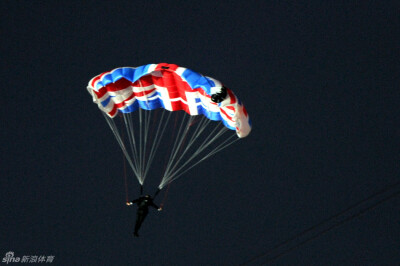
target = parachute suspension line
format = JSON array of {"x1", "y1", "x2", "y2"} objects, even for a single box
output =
[
  {"x1": 177, "y1": 116, "x2": 213, "y2": 156},
  {"x1": 165, "y1": 125, "x2": 230, "y2": 181},
  {"x1": 159, "y1": 182, "x2": 172, "y2": 209},
  {"x1": 159, "y1": 116, "x2": 210, "y2": 187},
  {"x1": 162, "y1": 134, "x2": 239, "y2": 188},
  {"x1": 195, "y1": 119, "x2": 227, "y2": 152},
  {"x1": 122, "y1": 139, "x2": 129, "y2": 202},
  {"x1": 128, "y1": 113, "x2": 140, "y2": 171},
  {"x1": 122, "y1": 113, "x2": 141, "y2": 183},
  {"x1": 138, "y1": 77, "x2": 151, "y2": 183},
  {"x1": 163, "y1": 112, "x2": 190, "y2": 178},
  {"x1": 143, "y1": 110, "x2": 172, "y2": 179},
  {"x1": 202, "y1": 132, "x2": 239, "y2": 161},
  {"x1": 102, "y1": 113, "x2": 140, "y2": 179},
  {"x1": 163, "y1": 114, "x2": 196, "y2": 179},
  {"x1": 138, "y1": 107, "x2": 143, "y2": 182},
  {"x1": 141, "y1": 109, "x2": 151, "y2": 180},
  {"x1": 158, "y1": 111, "x2": 181, "y2": 186},
  {"x1": 166, "y1": 119, "x2": 227, "y2": 178},
  {"x1": 117, "y1": 114, "x2": 130, "y2": 202},
  {"x1": 184, "y1": 115, "x2": 212, "y2": 150},
  {"x1": 188, "y1": 115, "x2": 205, "y2": 127},
  {"x1": 153, "y1": 188, "x2": 161, "y2": 198},
  {"x1": 163, "y1": 115, "x2": 212, "y2": 180},
  {"x1": 159, "y1": 121, "x2": 237, "y2": 188}
]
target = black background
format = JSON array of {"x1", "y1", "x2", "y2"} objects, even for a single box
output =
[{"x1": 1, "y1": 1, "x2": 399, "y2": 265}]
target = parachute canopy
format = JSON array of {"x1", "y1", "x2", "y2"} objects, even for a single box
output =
[
  {"x1": 87, "y1": 63, "x2": 251, "y2": 190},
  {"x1": 87, "y1": 63, "x2": 251, "y2": 138}
]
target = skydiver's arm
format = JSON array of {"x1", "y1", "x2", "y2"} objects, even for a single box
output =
[
  {"x1": 126, "y1": 198, "x2": 140, "y2": 206},
  {"x1": 150, "y1": 201, "x2": 162, "y2": 211},
  {"x1": 150, "y1": 201, "x2": 159, "y2": 209}
]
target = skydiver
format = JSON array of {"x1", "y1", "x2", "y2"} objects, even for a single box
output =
[{"x1": 126, "y1": 195, "x2": 162, "y2": 237}]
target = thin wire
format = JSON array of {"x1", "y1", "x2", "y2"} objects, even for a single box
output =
[
  {"x1": 263, "y1": 190, "x2": 400, "y2": 265},
  {"x1": 240, "y1": 181, "x2": 400, "y2": 265}
]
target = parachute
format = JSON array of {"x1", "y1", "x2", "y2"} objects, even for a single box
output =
[{"x1": 87, "y1": 63, "x2": 251, "y2": 191}]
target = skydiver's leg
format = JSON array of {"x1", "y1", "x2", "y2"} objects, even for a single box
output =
[
  {"x1": 134, "y1": 211, "x2": 142, "y2": 236},
  {"x1": 134, "y1": 209, "x2": 148, "y2": 236}
]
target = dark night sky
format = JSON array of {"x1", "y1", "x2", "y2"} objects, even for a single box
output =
[{"x1": 1, "y1": 1, "x2": 399, "y2": 265}]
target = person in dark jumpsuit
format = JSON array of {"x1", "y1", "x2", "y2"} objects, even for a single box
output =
[{"x1": 126, "y1": 195, "x2": 162, "y2": 237}]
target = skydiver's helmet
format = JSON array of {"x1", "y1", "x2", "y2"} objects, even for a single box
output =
[{"x1": 211, "y1": 86, "x2": 227, "y2": 103}]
